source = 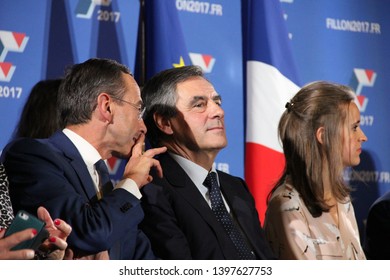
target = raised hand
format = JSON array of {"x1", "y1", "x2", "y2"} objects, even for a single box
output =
[{"x1": 123, "y1": 134, "x2": 167, "y2": 188}]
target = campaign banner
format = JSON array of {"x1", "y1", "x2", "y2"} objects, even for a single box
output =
[
  {"x1": 0, "y1": 0, "x2": 139, "y2": 182},
  {"x1": 144, "y1": 0, "x2": 244, "y2": 177},
  {"x1": 2, "y1": 0, "x2": 390, "y2": 242},
  {"x1": 179, "y1": 0, "x2": 244, "y2": 177},
  {"x1": 0, "y1": 1, "x2": 48, "y2": 149},
  {"x1": 280, "y1": 0, "x2": 390, "y2": 239}
]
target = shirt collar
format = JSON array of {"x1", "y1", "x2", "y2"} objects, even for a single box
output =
[
  {"x1": 63, "y1": 128, "x2": 101, "y2": 167},
  {"x1": 169, "y1": 152, "x2": 219, "y2": 186}
]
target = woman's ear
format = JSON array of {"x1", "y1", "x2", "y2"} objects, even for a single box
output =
[
  {"x1": 316, "y1": 126, "x2": 325, "y2": 145},
  {"x1": 154, "y1": 113, "x2": 173, "y2": 135}
]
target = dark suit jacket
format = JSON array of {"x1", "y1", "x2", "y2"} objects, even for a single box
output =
[
  {"x1": 2, "y1": 131, "x2": 154, "y2": 259},
  {"x1": 140, "y1": 153, "x2": 275, "y2": 260},
  {"x1": 364, "y1": 190, "x2": 390, "y2": 260}
]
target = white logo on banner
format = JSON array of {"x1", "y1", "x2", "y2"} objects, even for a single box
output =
[
  {"x1": 76, "y1": 0, "x2": 112, "y2": 19},
  {"x1": 189, "y1": 53, "x2": 215, "y2": 73},
  {"x1": 0, "y1": 31, "x2": 29, "y2": 82}
]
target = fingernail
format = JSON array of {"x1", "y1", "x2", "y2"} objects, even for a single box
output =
[
  {"x1": 49, "y1": 237, "x2": 56, "y2": 243},
  {"x1": 32, "y1": 229, "x2": 37, "y2": 235},
  {"x1": 54, "y1": 219, "x2": 61, "y2": 226},
  {"x1": 26, "y1": 250, "x2": 35, "y2": 259}
]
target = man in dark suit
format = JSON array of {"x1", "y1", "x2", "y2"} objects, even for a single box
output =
[
  {"x1": 364, "y1": 191, "x2": 390, "y2": 260},
  {"x1": 140, "y1": 65, "x2": 275, "y2": 260},
  {"x1": 2, "y1": 58, "x2": 166, "y2": 259}
]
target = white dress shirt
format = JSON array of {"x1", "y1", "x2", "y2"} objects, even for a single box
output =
[
  {"x1": 170, "y1": 153, "x2": 230, "y2": 213},
  {"x1": 63, "y1": 128, "x2": 142, "y2": 199}
]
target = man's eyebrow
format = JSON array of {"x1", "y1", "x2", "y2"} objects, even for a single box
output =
[
  {"x1": 212, "y1": 95, "x2": 222, "y2": 102},
  {"x1": 193, "y1": 95, "x2": 207, "y2": 100},
  {"x1": 188, "y1": 95, "x2": 221, "y2": 105},
  {"x1": 189, "y1": 95, "x2": 207, "y2": 104}
]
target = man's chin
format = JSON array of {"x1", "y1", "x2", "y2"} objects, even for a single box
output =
[
  {"x1": 111, "y1": 151, "x2": 130, "y2": 160},
  {"x1": 217, "y1": 140, "x2": 228, "y2": 149}
]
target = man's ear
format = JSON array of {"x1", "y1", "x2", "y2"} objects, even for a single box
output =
[
  {"x1": 154, "y1": 113, "x2": 173, "y2": 135},
  {"x1": 97, "y1": 93, "x2": 112, "y2": 122},
  {"x1": 316, "y1": 126, "x2": 325, "y2": 145}
]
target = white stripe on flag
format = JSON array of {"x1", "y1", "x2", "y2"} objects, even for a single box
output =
[{"x1": 246, "y1": 60, "x2": 300, "y2": 152}]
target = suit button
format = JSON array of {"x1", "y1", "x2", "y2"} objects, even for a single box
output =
[{"x1": 120, "y1": 202, "x2": 133, "y2": 213}]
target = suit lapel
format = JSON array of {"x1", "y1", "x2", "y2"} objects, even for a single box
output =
[
  {"x1": 48, "y1": 131, "x2": 97, "y2": 200},
  {"x1": 160, "y1": 154, "x2": 240, "y2": 259},
  {"x1": 218, "y1": 173, "x2": 251, "y2": 227},
  {"x1": 161, "y1": 155, "x2": 216, "y2": 223},
  {"x1": 218, "y1": 172, "x2": 264, "y2": 258}
]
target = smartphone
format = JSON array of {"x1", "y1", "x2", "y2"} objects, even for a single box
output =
[{"x1": 5, "y1": 210, "x2": 49, "y2": 251}]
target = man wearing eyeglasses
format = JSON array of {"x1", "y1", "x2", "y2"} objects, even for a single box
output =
[
  {"x1": 2, "y1": 58, "x2": 167, "y2": 259},
  {"x1": 139, "y1": 66, "x2": 275, "y2": 260}
]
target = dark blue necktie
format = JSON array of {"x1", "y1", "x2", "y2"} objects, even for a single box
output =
[
  {"x1": 95, "y1": 159, "x2": 119, "y2": 259},
  {"x1": 94, "y1": 159, "x2": 113, "y2": 199},
  {"x1": 204, "y1": 172, "x2": 256, "y2": 260}
]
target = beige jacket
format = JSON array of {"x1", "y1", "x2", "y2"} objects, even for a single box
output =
[{"x1": 264, "y1": 183, "x2": 366, "y2": 260}]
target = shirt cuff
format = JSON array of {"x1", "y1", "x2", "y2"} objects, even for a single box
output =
[{"x1": 114, "y1": 178, "x2": 142, "y2": 200}]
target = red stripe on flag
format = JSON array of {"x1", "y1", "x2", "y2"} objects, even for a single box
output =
[{"x1": 245, "y1": 142, "x2": 285, "y2": 225}]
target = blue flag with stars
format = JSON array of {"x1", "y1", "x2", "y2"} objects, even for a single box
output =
[{"x1": 144, "y1": 0, "x2": 191, "y2": 80}]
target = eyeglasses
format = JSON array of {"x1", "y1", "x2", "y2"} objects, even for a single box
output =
[{"x1": 112, "y1": 97, "x2": 146, "y2": 120}]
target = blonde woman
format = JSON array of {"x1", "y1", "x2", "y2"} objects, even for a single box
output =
[{"x1": 264, "y1": 81, "x2": 367, "y2": 260}]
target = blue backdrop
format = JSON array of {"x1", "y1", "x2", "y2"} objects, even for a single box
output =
[
  {"x1": 281, "y1": 0, "x2": 390, "y2": 240},
  {"x1": 1, "y1": 0, "x2": 389, "y2": 241}
]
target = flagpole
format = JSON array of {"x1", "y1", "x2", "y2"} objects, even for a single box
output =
[{"x1": 135, "y1": 0, "x2": 146, "y2": 87}]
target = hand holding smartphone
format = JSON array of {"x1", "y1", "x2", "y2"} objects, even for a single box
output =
[{"x1": 5, "y1": 210, "x2": 49, "y2": 251}]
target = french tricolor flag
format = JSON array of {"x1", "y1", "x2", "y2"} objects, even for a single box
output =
[{"x1": 242, "y1": 0, "x2": 301, "y2": 223}]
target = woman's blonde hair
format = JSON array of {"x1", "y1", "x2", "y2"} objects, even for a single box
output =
[{"x1": 269, "y1": 81, "x2": 356, "y2": 217}]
